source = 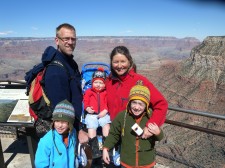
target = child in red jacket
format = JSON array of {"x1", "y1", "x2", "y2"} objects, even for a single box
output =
[{"x1": 83, "y1": 67, "x2": 111, "y2": 159}]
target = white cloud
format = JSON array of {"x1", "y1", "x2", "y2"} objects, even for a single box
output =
[{"x1": 0, "y1": 31, "x2": 14, "y2": 36}]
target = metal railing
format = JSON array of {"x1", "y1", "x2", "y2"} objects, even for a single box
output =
[
  {"x1": 0, "y1": 80, "x2": 26, "y2": 85},
  {"x1": 156, "y1": 106, "x2": 225, "y2": 168},
  {"x1": 165, "y1": 106, "x2": 225, "y2": 137},
  {"x1": 168, "y1": 106, "x2": 225, "y2": 120}
]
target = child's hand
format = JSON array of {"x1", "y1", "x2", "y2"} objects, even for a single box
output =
[
  {"x1": 148, "y1": 123, "x2": 160, "y2": 135},
  {"x1": 103, "y1": 148, "x2": 110, "y2": 164},
  {"x1": 86, "y1": 107, "x2": 95, "y2": 114},
  {"x1": 98, "y1": 109, "x2": 107, "y2": 118}
]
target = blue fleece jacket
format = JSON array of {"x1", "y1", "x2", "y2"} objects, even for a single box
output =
[
  {"x1": 42, "y1": 46, "x2": 83, "y2": 120},
  {"x1": 35, "y1": 129, "x2": 77, "y2": 168}
]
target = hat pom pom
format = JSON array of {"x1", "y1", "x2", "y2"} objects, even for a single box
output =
[{"x1": 97, "y1": 67, "x2": 104, "y2": 72}]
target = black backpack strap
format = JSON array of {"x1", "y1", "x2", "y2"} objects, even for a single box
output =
[
  {"x1": 39, "y1": 59, "x2": 71, "y2": 111},
  {"x1": 40, "y1": 60, "x2": 71, "y2": 90},
  {"x1": 47, "y1": 60, "x2": 71, "y2": 79}
]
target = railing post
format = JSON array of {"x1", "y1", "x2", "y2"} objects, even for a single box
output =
[
  {"x1": 0, "y1": 138, "x2": 6, "y2": 168},
  {"x1": 25, "y1": 127, "x2": 38, "y2": 168}
]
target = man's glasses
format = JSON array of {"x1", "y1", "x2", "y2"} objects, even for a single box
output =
[{"x1": 57, "y1": 36, "x2": 77, "y2": 43}]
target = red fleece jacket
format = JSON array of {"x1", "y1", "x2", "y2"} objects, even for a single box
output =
[
  {"x1": 83, "y1": 88, "x2": 108, "y2": 114},
  {"x1": 105, "y1": 68, "x2": 168, "y2": 127}
]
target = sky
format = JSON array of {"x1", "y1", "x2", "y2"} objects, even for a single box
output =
[{"x1": 0, "y1": 0, "x2": 225, "y2": 41}]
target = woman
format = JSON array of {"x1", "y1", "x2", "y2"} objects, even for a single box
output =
[{"x1": 106, "y1": 46, "x2": 168, "y2": 139}]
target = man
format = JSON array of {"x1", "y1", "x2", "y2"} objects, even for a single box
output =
[{"x1": 43, "y1": 23, "x2": 88, "y2": 143}]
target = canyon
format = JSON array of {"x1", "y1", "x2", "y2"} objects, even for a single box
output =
[{"x1": 0, "y1": 36, "x2": 225, "y2": 167}]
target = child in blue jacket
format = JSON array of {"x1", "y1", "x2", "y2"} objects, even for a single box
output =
[{"x1": 35, "y1": 99, "x2": 77, "y2": 168}]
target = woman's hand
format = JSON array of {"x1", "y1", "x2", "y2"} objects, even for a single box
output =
[
  {"x1": 141, "y1": 127, "x2": 153, "y2": 139},
  {"x1": 148, "y1": 123, "x2": 160, "y2": 135}
]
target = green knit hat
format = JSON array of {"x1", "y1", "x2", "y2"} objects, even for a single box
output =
[{"x1": 52, "y1": 99, "x2": 75, "y2": 132}]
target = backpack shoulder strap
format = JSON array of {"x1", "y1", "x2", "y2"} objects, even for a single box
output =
[
  {"x1": 39, "y1": 60, "x2": 71, "y2": 101},
  {"x1": 47, "y1": 60, "x2": 71, "y2": 79}
]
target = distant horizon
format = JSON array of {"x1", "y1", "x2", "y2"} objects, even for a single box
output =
[
  {"x1": 0, "y1": 35, "x2": 217, "y2": 42},
  {"x1": 1, "y1": 0, "x2": 225, "y2": 41},
  {"x1": 2, "y1": 36, "x2": 225, "y2": 42}
]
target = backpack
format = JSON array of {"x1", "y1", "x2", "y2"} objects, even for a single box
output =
[{"x1": 25, "y1": 49, "x2": 69, "y2": 122}]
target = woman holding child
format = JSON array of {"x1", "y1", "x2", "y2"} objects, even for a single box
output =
[
  {"x1": 91, "y1": 46, "x2": 168, "y2": 168},
  {"x1": 106, "y1": 46, "x2": 168, "y2": 139}
]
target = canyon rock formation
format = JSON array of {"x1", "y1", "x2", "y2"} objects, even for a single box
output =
[{"x1": 147, "y1": 36, "x2": 225, "y2": 168}]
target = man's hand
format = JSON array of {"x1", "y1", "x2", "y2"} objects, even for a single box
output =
[{"x1": 78, "y1": 129, "x2": 89, "y2": 144}]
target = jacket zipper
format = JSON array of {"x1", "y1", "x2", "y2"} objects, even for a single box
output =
[{"x1": 97, "y1": 92, "x2": 100, "y2": 114}]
